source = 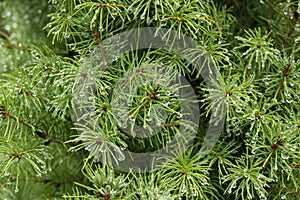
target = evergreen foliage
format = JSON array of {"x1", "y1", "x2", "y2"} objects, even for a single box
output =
[{"x1": 0, "y1": 0, "x2": 300, "y2": 199}]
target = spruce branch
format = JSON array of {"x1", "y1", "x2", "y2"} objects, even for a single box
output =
[
  {"x1": 91, "y1": 31, "x2": 107, "y2": 65},
  {"x1": 1, "y1": 0, "x2": 300, "y2": 199}
]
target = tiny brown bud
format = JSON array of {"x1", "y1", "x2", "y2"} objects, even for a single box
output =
[
  {"x1": 224, "y1": 91, "x2": 233, "y2": 96},
  {"x1": 96, "y1": 139, "x2": 102, "y2": 145},
  {"x1": 95, "y1": 191, "x2": 103, "y2": 197},
  {"x1": 271, "y1": 144, "x2": 277, "y2": 149},
  {"x1": 150, "y1": 93, "x2": 156, "y2": 99},
  {"x1": 9, "y1": 153, "x2": 22, "y2": 159},
  {"x1": 104, "y1": 192, "x2": 110, "y2": 200},
  {"x1": 284, "y1": 69, "x2": 290, "y2": 76},
  {"x1": 91, "y1": 33, "x2": 98, "y2": 38},
  {"x1": 102, "y1": 106, "x2": 107, "y2": 111},
  {"x1": 81, "y1": 71, "x2": 87, "y2": 78},
  {"x1": 286, "y1": 62, "x2": 291, "y2": 67},
  {"x1": 1, "y1": 113, "x2": 7, "y2": 119},
  {"x1": 136, "y1": 68, "x2": 143, "y2": 73}
]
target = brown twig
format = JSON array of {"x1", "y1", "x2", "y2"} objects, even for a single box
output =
[
  {"x1": 262, "y1": 139, "x2": 284, "y2": 170},
  {"x1": 290, "y1": 0, "x2": 298, "y2": 26},
  {"x1": 275, "y1": 62, "x2": 290, "y2": 99},
  {"x1": 18, "y1": 87, "x2": 48, "y2": 104},
  {"x1": 1, "y1": 105, "x2": 63, "y2": 144},
  {"x1": 129, "y1": 84, "x2": 161, "y2": 117},
  {"x1": 291, "y1": 162, "x2": 300, "y2": 168},
  {"x1": 92, "y1": 32, "x2": 107, "y2": 67},
  {"x1": 0, "y1": 31, "x2": 31, "y2": 51},
  {"x1": 0, "y1": 30, "x2": 10, "y2": 41}
]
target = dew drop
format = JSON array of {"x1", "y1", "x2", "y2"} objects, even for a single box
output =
[
  {"x1": 281, "y1": 151, "x2": 289, "y2": 160},
  {"x1": 12, "y1": 23, "x2": 18, "y2": 29},
  {"x1": 286, "y1": 99, "x2": 292, "y2": 104},
  {"x1": 117, "y1": 153, "x2": 125, "y2": 161},
  {"x1": 100, "y1": 148, "x2": 106, "y2": 153}
]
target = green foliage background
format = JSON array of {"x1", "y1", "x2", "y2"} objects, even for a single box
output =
[{"x1": 0, "y1": 0, "x2": 300, "y2": 199}]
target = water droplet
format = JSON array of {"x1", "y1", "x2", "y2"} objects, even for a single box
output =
[
  {"x1": 228, "y1": 188, "x2": 232, "y2": 194},
  {"x1": 247, "y1": 194, "x2": 253, "y2": 199},
  {"x1": 64, "y1": 32, "x2": 70, "y2": 39},
  {"x1": 117, "y1": 153, "x2": 125, "y2": 161},
  {"x1": 236, "y1": 108, "x2": 242, "y2": 113},
  {"x1": 181, "y1": 185, "x2": 187, "y2": 193},
  {"x1": 12, "y1": 23, "x2": 18, "y2": 29},
  {"x1": 281, "y1": 151, "x2": 289, "y2": 160},
  {"x1": 286, "y1": 99, "x2": 292, "y2": 104},
  {"x1": 6, "y1": 11, "x2": 11, "y2": 17},
  {"x1": 5, "y1": 25, "x2": 11, "y2": 31}
]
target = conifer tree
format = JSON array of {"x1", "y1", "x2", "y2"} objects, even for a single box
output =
[{"x1": 0, "y1": 0, "x2": 300, "y2": 199}]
